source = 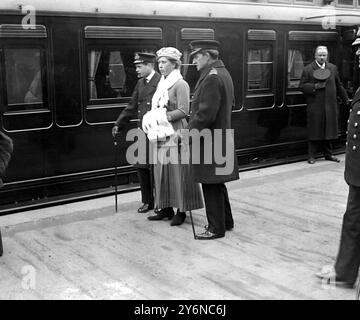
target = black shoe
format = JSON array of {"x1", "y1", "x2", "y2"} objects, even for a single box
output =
[
  {"x1": 170, "y1": 210, "x2": 186, "y2": 226},
  {"x1": 196, "y1": 229, "x2": 225, "y2": 240},
  {"x1": 138, "y1": 203, "x2": 154, "y2": 213},
  {"x1": 205, "y1": 224, "x2": 233, "y2": 232},
  {"x1": 325, "y1": 156, "x2": 340, "y2": 163},
  {"x1": 148, "y1": 208, "x2": 174, "y2": 221},
  {"x1": 308, "y1": 158, "x2": 316, "y2": 164}
]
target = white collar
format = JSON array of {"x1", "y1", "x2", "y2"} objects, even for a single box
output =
[
  {"x1": 315, "y1": 61, "x2": 325, "y2": 69},
  {"x1": 146, "y1": 70, "x2": 155, "y2": 82}
]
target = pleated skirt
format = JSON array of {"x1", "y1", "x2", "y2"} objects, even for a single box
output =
[{"x1": 152, "y1": 139, "x2": 204, "y2": 212}]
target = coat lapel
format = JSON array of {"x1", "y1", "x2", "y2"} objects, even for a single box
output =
[{"x1": 139, "y1": 72, "x2": 160, "y2": 99}]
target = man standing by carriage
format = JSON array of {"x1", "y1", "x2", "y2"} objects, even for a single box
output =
[
  {"x1": 300, "y1": 45, "x2": 350, "y2": 164},
  {"x1": 112, "y1": 52, "x2": 161, "y2": 214}
]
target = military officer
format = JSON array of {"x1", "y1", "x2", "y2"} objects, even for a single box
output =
[
  {"x1": 186, "y1": 40, "x2": 239, "y2": 240},
  {"x1": 112, "y1": 52, "x2": 161, "y2": 213},
  {"x1": 316, "y1": 30, "x2": 360, "y2": 288}
]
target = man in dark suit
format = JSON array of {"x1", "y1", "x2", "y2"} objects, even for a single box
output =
[
  {"x1": 112, "y1": 52, "x2": 161, "y2": 213},
  {"x1": 0, "y1": 131, "x2": 14, "y2": 257},
  {"x1": 300, "y1": 46, "x2": 350, "y2": 164},
  {"x1": 186, "y1": 40, "x2": 239, "y2": 240},
  {"x1": 316, "y1": 31, "x2": 360, "y2": 288}
]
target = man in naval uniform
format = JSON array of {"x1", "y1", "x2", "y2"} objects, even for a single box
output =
[
  {"x1": 186, "y1": 40, "x2": 239, "y2": 240},
  {"x1": 300, "y1": 46, "x2": 350, "y2": 164},
  {"x1": 316, "y1": 30, "x2": 360, "y2": 288},
  {"x1": 112, "y1": 52, "x2": 161, "y2": 213}
]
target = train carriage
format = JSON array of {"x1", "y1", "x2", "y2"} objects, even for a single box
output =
[{"x1": 0, "y1": 0, "x2": 359, "y2": 212}]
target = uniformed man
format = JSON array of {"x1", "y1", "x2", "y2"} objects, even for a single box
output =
[
  {"x1": 315, "y1": 30, "x2": 360, "y2": 288},
  {"x1": 186, "y1": 40, "x2": 239, "y2": 240},
  {"x1": 112, "y1": 52, "x2": 161, "y2": 213},
  {"x1": 300, "y1": 46, "x2": 350, "y2": 164}
]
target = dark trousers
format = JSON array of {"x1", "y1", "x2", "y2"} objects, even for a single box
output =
[
  {"x1": 0, "y1": 228, "x2": 3, "y2": 257},
  {"x1": 335, "y1": 185, "x2": 360, "y2": 284},
  {"x1": 137, "y1": 167, "x2": 154, "y2": 205},
  {"x1": 308, "y1": 140, "x2": 332, "y2": 159},
  {"x1": 201, "y1": 183, "x2": 234, "y2": 235}
]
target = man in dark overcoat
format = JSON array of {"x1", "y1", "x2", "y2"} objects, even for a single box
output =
[
  {"x1": 300, "y1": 46, "x2": 349, "y2": 164},
  {"x1": 316, "y1": 32, "x2": 360, "y2": 288},
  {"x1": 112, "y1": 52, "x2": 161, "y2": 213},
  {"x1": 186, "y1": 40, "x2": 239, "y2": 240},
  {"x1": 0, "y1": 131, "x2": 14, "y2": 257}
]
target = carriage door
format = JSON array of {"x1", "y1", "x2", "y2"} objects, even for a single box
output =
[{"x1": 0, "y1": 24, "x2": 52, "y2": 183}]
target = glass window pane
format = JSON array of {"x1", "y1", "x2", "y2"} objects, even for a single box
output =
[
  {"x1": 337, "y1": 0, "x2": 354, "y2": 5},
  {"x1": 5, "y1": 48, "x2": 43, "y2": 105},
  {"x1": 247, "y1": 47, "x2": 273, "y2": 91},
  {"x1": 181, "y1": 49, "x2": 200, "y2": 94},
  {"x1": 88, "y1": 48, "x2": 155, "y2": 101}
]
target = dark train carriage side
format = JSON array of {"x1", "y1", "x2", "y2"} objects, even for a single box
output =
[{"x1": 0, "y1": 10, "x2": 356, "y2": 211}]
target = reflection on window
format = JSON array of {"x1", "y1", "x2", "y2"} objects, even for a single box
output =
[
  {"x1": 247, "y1": 46, "x2": 273, "y2": 91},
  {"x1": 181, "y1": 49, "x2": 200, "y2": 94},
  {"x1": 337, "y1": 0, "x2": 354, "y2": 5},
  {"x1": 5, "y1": 49, "x2": 44, "y2": 106},
  {"x1": 288, "y1": 49, "x2": 305, "y2": 89}
]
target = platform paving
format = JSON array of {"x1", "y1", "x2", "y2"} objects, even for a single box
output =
[{"x1": 0, "y1": 154, "x2": 358, "y2": 300}]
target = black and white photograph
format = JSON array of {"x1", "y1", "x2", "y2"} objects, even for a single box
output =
[{"x1": 0, "y1": 0, "x2": 360, "y2": 304}]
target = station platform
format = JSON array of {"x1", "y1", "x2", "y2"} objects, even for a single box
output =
[{"x1": 0, "y1": 154, "x2": 358, "y2": 300}]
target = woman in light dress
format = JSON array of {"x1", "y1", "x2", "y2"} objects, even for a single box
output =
[{"x1": 143, "y1": 47, "x2": 203, "y2": 226}]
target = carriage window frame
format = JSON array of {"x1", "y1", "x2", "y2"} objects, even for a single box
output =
[
  {"x1": 336, "y1": 0, "x2": 355, "y2": 7},
  {"x1": 0, "y1": 42, "x2": 49, "y2": 113},
  {"x1": 84, "y1": 40, "x2": 159, "y2": 106},
  {"x1": 246, "y1": 42, "x2": 275, "y2": 95}
]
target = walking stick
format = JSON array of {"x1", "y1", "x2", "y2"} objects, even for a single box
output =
[
  {"x1": 356, "y1": 280, "x2": 360, "y2": 300},
  {"x1": 189, "y1": 209, "x2": 197, "y2": 240},
  {"x1": 0, "y1": 228, "x2": 3, "y2": 257},
  {"x1": 113, "y1": 137, "x2": 118, "y2": 213},
  {"x1": 180, "y1": 136, "x2": 197, "y2": 240}
]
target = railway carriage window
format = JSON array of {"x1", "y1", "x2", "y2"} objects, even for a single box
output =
[
  {"x1": 4, "y1": 48, "x2": 45, "y2": 109},
  {"x1": 247, "y1": 46, "x2": 273, "y2": 91},
  {"x1": 87, "y1": 47, "x2": 156, "y2": 102},
  {"x1": 88, "y1": 49, "x2": 129, "y2": 100},
  {"x1": 336, "y1": 0, "x2": 354, "y2": 6},
  {"x1": 181, "y1": 49, "x2": 199, "y2": 94}
]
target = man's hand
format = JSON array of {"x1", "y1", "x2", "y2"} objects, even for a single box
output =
[
  {"x1": 314, "y1": 82, "x2": 326, "y2": 90},
  {"x1": 112, "y1": 125, "x2": 119, "y2": 138}
]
